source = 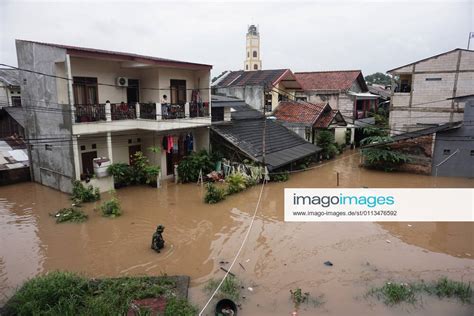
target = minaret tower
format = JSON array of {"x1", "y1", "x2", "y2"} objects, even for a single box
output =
[{"x1": 244, "y1": 25, "x2": 262, "y2": 71}]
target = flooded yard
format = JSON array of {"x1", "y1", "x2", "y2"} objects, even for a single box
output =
[{"x1": 0, "y1": 152, "x2": 473, "y2": 315}]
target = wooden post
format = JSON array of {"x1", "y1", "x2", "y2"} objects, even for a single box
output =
[{"x1": 336, "y1": 172, "x2": 340, "y2": 186}]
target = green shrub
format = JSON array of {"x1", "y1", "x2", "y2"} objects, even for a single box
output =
[
  {"x1": 164, "y1": 297, "x2": 197, "y2": 316},
  {"x1": 316, "y1": 130, "x2": 338, "y2": 159},
  {"x1": 71, "y1": 180, "x2": 100, "y2": 204},
  {"x1": 107, "y1": 163, "x2": 132, "y2": 186},
  {"x1": 205, "y1": 275, "x2": 241, "y2": 301},
  {"x1": 361, "y1": 136, "x2": 411, "y2": 171},
  {"x1": 51, "y1": 207, "x2": 88, "y2": 223},
  {"x1": 270, "y1": 170, "x2": 289, "y2": 182},
  {"x1": 144, "y1": 165, "x2": 160, "y2": 185},
  {"x1": 226, "y1": 172, "x2": 247, "y2": 194},
  {"x1": 177, "y1": 150, "x2": 214, "y2": 183},
  {"x1": 100, "y1": 191, "x2": 122, "y2": 217},
  {"x1": 204, "y1": 183, "x2": 226, "y2": 204}
]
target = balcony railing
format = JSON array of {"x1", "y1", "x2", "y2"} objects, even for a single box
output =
[
  {"x1": 75, "y1": 104, "x2": 106, "y2": 123},
  {"x1": 111, "y1": 103, "x2": 136, "y2": 120},
  {"x1": 74, "y1": 101, "x2": 210, "y2": 124}
]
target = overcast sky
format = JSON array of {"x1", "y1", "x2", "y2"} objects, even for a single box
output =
[{"x1": 1, "y1": 0, "x2": 472, "y2": 77}]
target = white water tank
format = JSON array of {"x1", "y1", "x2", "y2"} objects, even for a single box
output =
[{"x1": 93, "y1": 157, "x2": 111, "y2": 178}]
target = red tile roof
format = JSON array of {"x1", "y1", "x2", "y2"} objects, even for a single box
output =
[
  {"x1": 294, "y1": 70, "x2": 366, "y2": 91},
  {"x1": 274, "y1": 101, "x2": 326, "y2": 126},
  {"x1": 213, "y1": 69, "x2": 301, "y2": 89},
  {"x1": 16, "y1": 40, "x2": 212, "y2": 70},
  {"x1": 274, "y1": 101, "x2": 346, "y2": 128}
]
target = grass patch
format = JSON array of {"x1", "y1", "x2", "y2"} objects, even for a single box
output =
[
  {"x1": 204, "y1": 275, "x2": 241, "y2": 301},
  {"x1": 2, "y1": 271, "x2": 195, "y2": 316},
  {"x1": 71, "y1": 180, "x2": 100, "y2": 205},
  {"x1": 368, "y1": 278, "x2": 472, "y2": 306},
  {"x1": 290, "y1": 288, "x2": 324, "y2": 309},
  {"x1": 99, "y1": 191, "x2": 122, "y2": 217},
  {"x1": 50, "y1": 207, "x2": 88, "y2": 223}
]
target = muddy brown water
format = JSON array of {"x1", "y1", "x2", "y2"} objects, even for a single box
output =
[{"x1": 0, "y1": 152, "x2": 473, "y2": 315}]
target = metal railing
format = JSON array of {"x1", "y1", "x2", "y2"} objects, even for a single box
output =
[
  {"x1": 75, "y1": 104, "x2": 106, "y2": 122},
  {"x1": 162, "y1": 104, "x2": 185, "y2": 119},
  {"x1": 111, "y1": 103, "x2": 136, "y2": 120},
  {"x1": 139, "y1": 103, "x2": 156, "y2": 120}
]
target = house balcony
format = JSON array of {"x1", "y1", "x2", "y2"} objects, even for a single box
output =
[{"x1": 72, "y1": 101, "x2": 210, "y2": 135}]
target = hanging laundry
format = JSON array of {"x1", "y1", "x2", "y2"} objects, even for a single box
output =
[
  {"x1": 167, "y1": 135, "x2": 174, "y2": 154},
  {"x1": 185, "y1": 133, "x2": 194, "y2": 153}
]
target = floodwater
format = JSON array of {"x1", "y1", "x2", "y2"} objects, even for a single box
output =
[{"x1": 0, "y1": 152, "x2": 473, "y2": 315}]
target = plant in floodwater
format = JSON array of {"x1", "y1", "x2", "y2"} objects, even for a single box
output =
[
  {"x1": 71, "y1": 180, "x2": 100, "y2": 204},
  {"x1": 367, "y1": 278, "x2": 472, "y2": 305},
  {"x1": 51, "y1": 207, "x2": 88, "y2": 223},
  {"x1": 205, "y1": 275, "x2": 241, "y2": 301},
  {"x1": 177, "y1": 150, "x2": 214, "y2": 183},
  {"x1": 270, "y1": 170, "x2": 289, "y2": 182},
  {"x1": 361, "y1": 136, "x2": 411, "y2": 171},
  {"x1": 107, "y1": 162, "x2": 132, "y2": 187},
  {"x1": 226, "y1": 172, "x2": 247, "y2": 195},
  {"x1": 144, "y1": 165, "x2": 161, "y2": 186},
  {"x1": 100, "y1": 191, "x2": 122, "y2": 217},
  {"x1": 204, "y1": 183, "x2": 226, "y2": 204},
  {"x1": 316, "y1": 130, "x2": 339, "y2": 159},
  {"x1": 2, "y1": 271, "x2": 194, "y2": 316},
  {"x1": 290, "y1": 288, "x2": 309, "y2": 308},
  {"x1": 164, "y1": 297, "x2": 198, "y2": 316},
  {"x1": 425, "y1": 277, "x2": 472, "y2": 303}
]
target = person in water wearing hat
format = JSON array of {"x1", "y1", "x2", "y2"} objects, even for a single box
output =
[{"x1": 151, "y1": 225, "x2": 165, "y2": 252}]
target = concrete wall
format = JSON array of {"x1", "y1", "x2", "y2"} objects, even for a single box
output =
[
  {"x1": 432, "y1": 99, "x2": 474, "y2": 178},
  {"x1": 215, "y1": 85, "x2": 265, "y2": 111},
  {"x1": 389, "y1": 49, "x2": 474, "y2": 134},
  {"x1": 16, "y1": 40, "x2": 75, "y2": 193}
]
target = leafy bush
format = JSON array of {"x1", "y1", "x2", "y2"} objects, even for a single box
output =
[
  {"x1": 100, "y1": 191, "x2": 122, "y2": 217},
  {"x1": 204, "y1": 183, "x2": 226, "y2": 204},
  {"x1": 144, "y1": 165, "x2": 160, "y2": 185},
  {"x1": 270, "y1": 170, "x2": 289, "y2": 182},
  {"x1": 316, "y1": 130, "x2": 338, "y2": 159},
  {"x1": 226, "y1": 172, "x2": 247, "y2": 194},
  {"x1": 164, "y1": 297, "x2": 197, "y2": 316},
  {"x1": 51, "y1": 207, "x2": 88, "y2": 223},
  {"x1": 107, "y1": 163, "x2": 132, "y2": 187},
  {"x1": 177, "y1": 150, "x2": 214, "y2": 183},
  {"x1": 361, "y1": 136, "x2": 410, "y2": 171},
  {"x1": 71, "y1": 180, "x2": 100, "y2": 204},
  {"x1": 205, "y1": 275, "x2": 241, "y2": 301}
]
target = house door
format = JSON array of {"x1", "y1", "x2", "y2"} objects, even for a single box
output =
[
  {"x1": 128, "y1": 145, "x2": 142, "y2": 165},
  {"x1": 81, "y1": 151, "x2": 97, "y2": 176},
  {"x1": 127, "y1": 79, "x2": 140, "y2": 104},
  {"x1": 170, "y1": 80, "x2": 187, "y2": 105}
]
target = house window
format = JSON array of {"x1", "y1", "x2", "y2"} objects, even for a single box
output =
[
  {"x1": 426, "y1": 78, "x2": 442, "y2": 81},
  {"x1": 73, "y1": 77, "x2": 98, "y2": 105},
  {"x1": 11, "y1": 96, "x2": 21, "y2": 107},
  {"x1": 264, "y1": 93, "x2": 272, "y2": 112},
  {"x1": 253, "y1": 51, "x2": 257, "y2": 58},
  {"x1": 443, "y1": 149, "x2": 451, "y2": 155},
  {"x1": 396, "y1": 74, "x2": 412, "y2": 93},
  {"x1": 91, "y1": 144, "x2": 97, "y2": 149},
  {"x1": 470, "y1": 150, "x2": 474, "y2": 156},
  {"x1": 247, "y1": 51, "x2": 249, "y2": 58},
  {"x1": 45, "y1": 144, "x2": 53, "y2": 151},
  {"x1": 170, "y1": 79, "x2": 187, "y2": 104},
  {"x1": 253, "y1": 64, "x2": 258, "y2": 70},
  {"x1": 246, "y1": 65, "x2": 248, "y2": 70},
  {"x1": 305, "y1": 127, "x2": 312, "y2": 141},
  {"x1": 80, "y1": 145, "x2": 86, "y2": 151}
]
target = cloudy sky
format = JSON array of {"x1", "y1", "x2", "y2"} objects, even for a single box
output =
[{"x1": 1, "y1": 0, "x2": 472, "y2": 77}]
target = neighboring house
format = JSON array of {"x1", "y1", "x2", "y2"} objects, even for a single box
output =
[
  {"x1": 0, "y1": 69, "x2": 21, "y2": 107},
  {"x1": 0, "y1": 137, "x2": 30, "y2": 186},
  {"x1": 387, "y1": 48, "x2": 474, "y2": 135},
  {"x1": 211, "y1": 69, "x2": 302, "y2": 113},
  {"x1": 0, "y1": 106, "x2": 25, "y2": 138},
  {"x1": 16, "y1": 40, "x2": 212, "y2": 193},
  {"x1": 294, "y1": 70, "x2": 378, "y2": 122},
  {"x1": 361, "y1": 95, "x2": 473, "y2": 178},
  {"x1": 211, "y1": 96, "x2": 321, "y2": 171},
  {"x1": 273, "y1": 101, "x2": 347, "y2": 145},
  {"x1": 368, "y1": 84, "x2": 391, "y2": 113}
]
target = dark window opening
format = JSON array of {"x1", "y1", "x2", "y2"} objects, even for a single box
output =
[
  {"x1": 45, "y1": 144, "x2": 52, "y2": 151},
  {"x1": 246, "y1": 65, "x2": 248, "y2": 70},
  {"x1": 11, "y1": 96, "x2": 21, "y2": 107},
  {"x1": 264, "y1": 93, "x2": 272, "y2": 112},
  {"x1": 443, "y1": 149, "x2": 451, "y2": 155},
  {"x1": 426, "y1": 78, "x2": 442, "y2": 81},
  {"x1": 73, "y1": 77, "x2": 98, "y2": 105},
  {"x1": 170, "y1": 79, "x2": 187, "y2": 105},
  {"x1": 211, "y1": 107, "x2": 224, "y2": 122},
  {"x1": 80, "y1": 145, "x2": 86, "y2": 151},
  {"x1": 470, "y1": 150, "x2": 474, "y2": 156},
  {"x1": 253, "y1": 51, "x2": 257, "y2": 58},
  {"x1": 128, "y1": 139, "x2": 132, "y2": 144},
  {"x1": 91, "y1": 144, "x2": 97, "y2": 149},
  {"x1": 137, "y1": 138, "x2": 141, "y2": 143},
  {"x1": 253, "y1": 64, "x2": 258, "y2": 70}
]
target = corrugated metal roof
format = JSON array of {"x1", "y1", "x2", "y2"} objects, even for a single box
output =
[
  {"x1": 4, "y1": 107, "x2": 25, "y2": 127},
  {"x1": 211, "y1": 95, "x2": 248, "y2": 108},
  {"x1": 0, "y1": 69, "x2": 20, "y2": 87}
]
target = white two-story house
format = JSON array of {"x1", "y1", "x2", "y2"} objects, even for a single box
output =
[{"x1": 16, "y1": 40, "x2": 212, "y2": 193}]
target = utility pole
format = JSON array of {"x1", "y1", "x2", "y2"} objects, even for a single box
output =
[{"x1": 468, "y1": 32, "x2": 473, "y2": 50}]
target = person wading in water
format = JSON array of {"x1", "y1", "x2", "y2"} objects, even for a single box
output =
[{"x1": 151, "y1": 225, "x2": 165, "y2": 252}]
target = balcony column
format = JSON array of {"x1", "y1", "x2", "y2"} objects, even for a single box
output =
[
  {"x1": 156, "y1": 102, "x2": 162, "y2": 120},
  {"x1": 65, "y1": 54, "x2": 75, "y2": 123},
  {"x1": 107, "y1": 132, "x2": 113, "y2": 163},
  {"x1": 72, "y1": 136, "x2": 81, "y2": 180},
  {"x1": 105, "y1": 101, "x2": 112, "y2": 122},
  {"x1": 136, "y1": 102, "x2": 140, "y2": 119},
  {"x1": 185, "y1": 102, "x2": 190, "y2": 118}
]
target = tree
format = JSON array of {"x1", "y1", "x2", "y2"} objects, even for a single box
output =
[
  {"x1": 365, "y1": 72, "x2": 392, "y2": 86},
  {"x1": 316, "y1": 130, "x2": 338, "y2": 159},
  {"x1": 360, "y1": 136, "x2": 410, "y2": 171}
]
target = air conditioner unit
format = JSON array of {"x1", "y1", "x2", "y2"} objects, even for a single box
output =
[{"x1": 116, "y1": 77, "x2": 128, "y2": 87}]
